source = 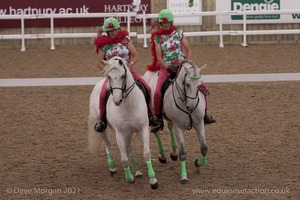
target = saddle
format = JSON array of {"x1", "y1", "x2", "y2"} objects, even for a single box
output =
[{"x1": 136, "y1": 80, "x2": 150, "y2": 104}]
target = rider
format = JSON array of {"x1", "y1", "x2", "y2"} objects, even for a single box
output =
[
  {"x1": 94, "y1": 17, "x2": 162, "y2": 133},
  {"x1": 147, "y1": 9, "x2": 216, "y2": 131}
]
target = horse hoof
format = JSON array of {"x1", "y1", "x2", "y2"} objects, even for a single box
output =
[
  {"x1": 158, "y1": 154, "x2": 167, "y2": 164},
  {"x1": 180, "y1": 178, "x2": 189, "y2": 185},
  {"x1": 109, "y1": 168, "x2": 117, "y2": 177},
  {"x1": 151, "y1": 181, "x2": 159, "y2": 190},
  {"x1": 135, "y1": 171, "x2": 143, "y2": 179},
  {"x1": 194, "y1": 158, "x2": 201, "y2": 167},
  {"x1": 127, "y1": 177, "x2": 135, "y2": 184},
  {"x1": 170, "y1": 153, "x2": 178, "y2": 161}
]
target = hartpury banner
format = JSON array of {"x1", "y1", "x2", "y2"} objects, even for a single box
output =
[
  {"x1": 216, "y1": 0, "x2": 300, "y2": 24},
  {"x1": 0, "y1": 0, "x2": 151, "y2": 28}
]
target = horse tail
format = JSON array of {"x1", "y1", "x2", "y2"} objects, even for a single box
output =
[
  {"x1": 87, "y1": 80, "x2": 104, "y2": 154},
  {"x1": 87, "y1": 114, "x2": 103, "y2": 154}
]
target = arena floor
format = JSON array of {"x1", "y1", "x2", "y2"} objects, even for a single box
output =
[{"x1": 1, "y1": 44, "x2": 299, "y2": 199}]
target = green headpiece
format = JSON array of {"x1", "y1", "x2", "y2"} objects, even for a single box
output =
[
  {"x1": 103, "y1": 17, "x2": 120, "y2": 32},
  {"x1": 158, "y1": 9, "x2": 174, "y2": 22}
]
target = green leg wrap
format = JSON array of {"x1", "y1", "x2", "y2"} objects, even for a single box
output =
[
  {"x1": 181, "y1": 161, "x2": 187, "y2": 177},
  {"x1": 170, "y1": 130, "x2": 177, "y2": 148},
  {"x1": 156, "y1": 136, "x2": 165, "y2": 153},
  {"x1": 200, "y1": 155, "x2": 207, "y2": 166},
  {"x1": 107, "y1": 154, "x2": 115, "y2": 169},
  {"x1": 124, "y1": 166, "x2": 134, "y2": 182},
  {"x1": 129, "y1": 154, "x2": 137, "y2": 173},
  {"x1": 146, "y1": 160, "x2": 155, "y2": 179}
]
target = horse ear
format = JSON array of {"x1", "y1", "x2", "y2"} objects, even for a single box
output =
[
  {"x1": 199, "y1": 64, "x2": 207, "y2": 73},
  {"x1": 118, "y1": 58, "x2": 123, "y2": 66},
  {"x1": 102, "y1": 59, "x2": 110, "y2": 73}
]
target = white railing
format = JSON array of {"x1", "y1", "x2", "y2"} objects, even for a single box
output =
[
  {"x1": 0, "y1": 9, "x2": 299, "y2": 51},
  {"x1": 0, "y1": 11, "x2": 137, "y2": 52},
  {"x1": 136, "y1": 9, "x2": 300, "y2": 48}
]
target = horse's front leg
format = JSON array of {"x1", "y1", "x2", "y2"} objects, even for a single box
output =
[
  {"x1": 173, "y1": 126, "x2": 189, "y2": 184},
  {"x1": 99, "y1": 132, "x2": 117, "y2": 176},
  {"x1": 140, "y1": 127, "x2": 158, "y2": 189},
  {"x1": 125, "y1": 137, "x2": 143, "y2": 179},
  {"x1": 115, "y1": 131, "x2": 134, "y2": 183},
  {"x1": 194, "y1": 122, "x2": 208, "y2": 169},
  {"x1": 168, "y1": 122, "x2": 178, "y2": 161}
]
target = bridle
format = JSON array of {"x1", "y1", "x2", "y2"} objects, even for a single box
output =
[
  {"x1": 171, "y1": 61, "x2": 203, "y2": 130},
  {"x1": 108, "y1": 58, "x2": 136, "y2": 99}
]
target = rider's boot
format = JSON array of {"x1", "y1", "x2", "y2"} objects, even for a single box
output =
[
  {"x1": 150, "y1": 115, "x2": 163, "y2": 132},
  {"x1": 150, "y1": 114, "x2": 164, "y2": 133},
  {"x1": 204, "y1": 111, "x2": 216, "y2": 124},
  {"x1": 94, "y1": 117, "x2": 107, "y2": 133}
]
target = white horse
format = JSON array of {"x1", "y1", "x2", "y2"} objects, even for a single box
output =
[
  {"x1": 144, "y1": 60, "x2": 208, "y2": 184},
  {"x1": 88, "y1": 56, "x2": 158, "y2": 189}
]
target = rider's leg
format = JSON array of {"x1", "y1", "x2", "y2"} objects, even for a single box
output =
[
  {"x1": 130, "y1": 69, "x2": 162, "y2": 130},
  {"x1": 152, "y1": 68, "x2": 170, "y2": 131},
  {"x1": 94, "y1": 79, "x2": 108, "y2": 132},
  {"x1": 200, "y1": 81, "x2": 216, "y2": 124}
]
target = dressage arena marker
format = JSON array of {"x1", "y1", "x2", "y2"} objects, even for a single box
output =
[{"x1": 0, "y1": 73, "x2": 299, "y2": 87}]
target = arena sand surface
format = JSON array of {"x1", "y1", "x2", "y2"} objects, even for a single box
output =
[{"x1": 0, "y1": 44, "x2": 299, "y2": 200}]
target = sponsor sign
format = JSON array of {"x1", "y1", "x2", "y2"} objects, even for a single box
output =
[
  {"x1": 167, "y1": 0, "x2": 202, "y2": 25},
  {"x1": 216, "y1": 0, "x2": 300, "y2": 24},
  {"x1": 0, "y1": 0, "x2": 151, "y2": 28}
]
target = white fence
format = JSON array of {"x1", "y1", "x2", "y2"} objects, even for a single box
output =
[{"x1": 1, "y1": 9, "x2": 300, "y2": 51}]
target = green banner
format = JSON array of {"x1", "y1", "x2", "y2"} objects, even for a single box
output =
[{"x1": 231, "y1": 0, "x2": 280, "y2": 20}]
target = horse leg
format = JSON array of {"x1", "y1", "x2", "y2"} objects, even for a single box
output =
[
  {"x1": 125, "y1": 135, "x2": 143, "y2": 178},
  {"x1": 194, "y1": 124, "x2": 208, "y2": 169},
  {"x1": 174, "y1": 126, "x2": 189, "y2": 184},
  {"x1": 168, "y1": 122, "x2": 178, "y2": 161},
  {"x1": 154, "y1": 132, "x2": 167, "y2": 163},
  {"x1": 140, "y1": 127, "x2": 158, "y2": 189},
  {"x1": 115, "y1": 132, "x2": 134, "y2": 183},
  {"x1": 99, "y1": 132, "x2": 117, "y2": 176}
]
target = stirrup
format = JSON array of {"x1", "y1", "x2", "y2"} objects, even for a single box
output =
[{"x1": 94, "y1": 120, "x2": 107, "y2": 132}]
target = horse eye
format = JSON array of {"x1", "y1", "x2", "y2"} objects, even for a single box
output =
[
  {"x1": 121, "y1": 75, "x2": 125, "y2": 79},
  {"x1": 186, "y1": 83, "x2": 190, "y2": 88}
]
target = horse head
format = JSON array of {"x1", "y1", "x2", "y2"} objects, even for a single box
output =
[
  {"x1": 178, "y1": 60, "x2": 207, "y2": 112},
  {"x1": 102, "y1": 56, "x2": 128, "y2": 106}
]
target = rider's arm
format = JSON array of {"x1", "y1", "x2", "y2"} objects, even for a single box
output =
[
  {"x1": 155, "y1": 41, "x2": 169, "y2": 69},
  {"x1": 127, "y1": 43, "x2": 139, "y2": 68},
  {"x1": 96, "y1": 50, "x2": 106, "y2": 70},
  {"x1": 181, "y1": 36, "x2": 192, "y2": 60}
]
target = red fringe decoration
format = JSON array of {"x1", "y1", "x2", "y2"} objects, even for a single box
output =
[
  {"x1": 94, "y1": 30, "x2": 129, "y2": 54},
  {"x1": 146, "y1": 25, "x2": 179, "y2": 72}
]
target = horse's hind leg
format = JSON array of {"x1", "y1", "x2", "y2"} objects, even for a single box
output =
[
  {"x1": 100, "y1": 132, "x2": 117, "y2": 176},
  {"x1": 154, "y1": 132, "x2": 167, "y2": 163},
  {"x1": 140, "y1": 128, "x2": 158, "y2": 189}
]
